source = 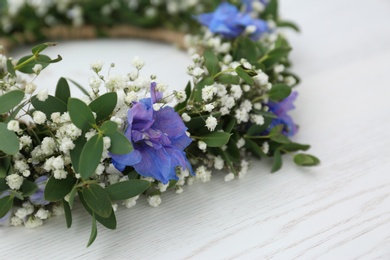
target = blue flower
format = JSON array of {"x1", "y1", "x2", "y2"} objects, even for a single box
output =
[
  {"x1": 268, "y1": 91, "x2": 298, "y2": 136},
  {"x1": 110, "y1": 83, "x2": 193, "y2": 184},
  {"x1": 29, "y1": 175, "x2": 50, "y2": 206},
  {"x1": 195, "y1": 2, "x2": 268, "y2": 40}
]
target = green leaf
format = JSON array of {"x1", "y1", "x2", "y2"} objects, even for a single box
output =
[
  {"x1": 0, "y1": 90, "x2": 25, "y2": 114},
  {"x1": 9, "y1": 190, "x2": 23, "y2": 200},
  {"x1": 70, "y1": 135, "x2": 86, "y2": 174},
  {"x1": 6, "y1": 59, "x2": 16, "y2": 77},
  {"x1": 253, "y1": 110, "x2": 277, "y2": 118},
  {"x1": 0, "y1": 157, "x2": 11, "y2": 178},
  {"x1": 0, "y1": 123, "x2": 20, "y2": 155},
  {"x1": 175, "y1": 81, "x2": 192, "y2": 112},
  {"x1": 271, "y1": 149, "x2": 282, "y2": 173},
  {"x1": 82, "y1": 184, "x2": 112, "y2": 218},
  {"x1": 55, "y1": 77, "x2": 71, "y2": 104},
  {"x1": 268, "y1": 84, "x2": 292, "y2": 102},
  {"x1": 67, "y1": 78, "x2": 89, "y2": 96},
  {"x1": 235, "y1": 66, "x2": 254, "y2": 85},
  {"x1": 293, "y1": 154, "x2": 320, "y2": 166},
  {"x1": 16, "y1": 54, "x2": 53, "y2": 74},
  {"x1": 200, "y1": 132, "x2": 231, "y2": 147},
  {"x1": 224, "y1": 117, "x2": 236, "y2": 133},
  {"x1": 31, "y1": 95, "x2": 67, "y2": 118},
  {"x1": 100, "y1": 121, "x2": 118, "y2": 135},
  {"x1": 44, "y1": 175, "x2": 76, "y2": 202},
  {"x1": 245, "y1": 139, "x2": 267, "y2": 158},
  {"x1": 20, "y1": 180, "x2": 38, "y2": 197},
  {"x1": 263, "y1": 0, "x2": 278, "y2": 19},
  {"x1": 5, "y1": 101, "x2": 27, "y2": 123},
  {"x1": 216, "y1": 74, "x2": 240, "y2": 85},
  {"x1": 68, "y1": 98, "x2": 96, "y2": 131},
  {"x1": 31, "y1": 42, "x2": 57, "y2": 56},
  {"x1": 0, "y1": 178, "x2": 8, "y2": 192},
  {"x1": 270, "y1": 134, "x2": 291, "y2": 144},
  {"x1": 246, "y1": 117, "x2": 272, "y2": 136},
  {"x1": 226, "y1": 140, "x2": 240, "y2": 163},
  {"x1": 78, "y1": 191, "x2": 117, "y2": 230},
  {"x1": 87, "y1": 213, "x2": 98, "y2": 248},
  {"x1": 277, "y1": 20, "x2": 300, "y2": 32},
  {"x1": 0, "y1": 195, "x2": 13, "y2": 218},
  {"x1": 219, "y1": 148, "x2": 237, "y2": 175},
  {"x1": 67, "y1": 185, "x2": 77, "y2": 208},
  {"x1": 89, "y1": 92, "x2": 117, "y2": 122},
  {"x1": 106, "y1": 130, "x2": 133, "y2": 155},
  {"x1": 233, "y1": 37, "x2": 260, "y2": 64},
  {"x1": 63, "y1": 199, "x2": 72, "y2": 228},
  {"x1": 279, "y1": 143, "x2": 310, "y2": 152},
  {"x1": 79, "y1": 134, "x2": 103, "y2": 180},
  {"x1": 106, "y1": 180, "x2": 150, "y2": 200},
  {"x1": 204, "y1": 49, "x2": 220, "y2": 77},
  {"x1": 0, "y1": 178, "x2": 9, "y2": 193}
]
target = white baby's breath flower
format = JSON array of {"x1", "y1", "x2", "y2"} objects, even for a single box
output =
[
  {"x1": 90, "y1": 61, "x2": 103, "y2": 73},
  {"x1": 274, "y1": 64, "x2": 285, "y2": 74},
  {"x1": 37, "y1": 89, "x2": 49, "y2": 101},
  {"x1": 237, "y1": 138, "x2": 246, "y2": 149},
  {"x1": 33, "y1": 111, "x2": 46, "y2": 124},
  {"x1": 123, "y1": 195, "x2": 139, "y2": 208},
  {"x1": 192, "y1": 67, "x2": 204, "y2": 78},
  {"x1": 132, "y1": 56, "x2": 145, "y2": 70},
  {"x1": 158, "y1": 183, "x2": 169, "y2": 192},
  {"x1": 181, "y1": 113, "x2": 191, "y2": 122},
  {"x1": 202, "y1": 85, "x2": 216, "y2": 102},
  {"x1": 195, "y1": 166, "x2": 211, "y2": 183},
  {"x1": 214, "y1": 156, "x2": 224, "y2": 170},
  {"x1": 205, "y1": 115, "x2": 217, "y2": 131},
  {"x1": 6, "y1": 174, "x2": 23, "y2": 190},
  {"x1": 224, "y1": 172, "x2": 235, "y2": 182},
  {"x1": 203, "y1": 103, "x2": 215, "y2": 112},
  {"x1": 35, "y1": 208, "x2": 50, "y2": 220},
  {"x1": 24, "y1": 217, "x2": 43, "y2": 228},
  {"x1": 250, "y1": 114, "x2": 264, "y2": 125},
  {"x1": 25, "y1": 82, "x2": 37, "y2": 94},
  {"x1": 7, "y1": 120, "x2": 20, "y2": 132},
  {"x1": 175, "y1": 90, "x2": 187, "y2": 103},
  {"x1": 10, "y1": 216, "x2": 23, "y2": 226},
  {"x1": 32, "y1": 64, "x2": 43, "y2": 75},
  {"x1": 261, "y1": 142, "x2": 269, "y2": 154},
  {"x1": 198, "y1": 140, "x2": 207, "y2": 151},
  {"x1": 148, "y1": 195, "x2": 162, "y2": 207}
]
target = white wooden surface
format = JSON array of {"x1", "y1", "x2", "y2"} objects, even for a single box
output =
[{"x1": 2, "y1": 0, "x2": 390, "y2": 259}]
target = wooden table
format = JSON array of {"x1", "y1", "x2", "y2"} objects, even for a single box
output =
[{"x1": 1, "y1": 0, "x2": 389, "y2": 259}]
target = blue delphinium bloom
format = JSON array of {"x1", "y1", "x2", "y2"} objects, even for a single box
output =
[
  {"x1": 110, "y1": 83, "x2": 193, "y2": 184},
  {"x1": 195, "y1": 2, "x2": 268, "y2": 40},
  {"x1": 29, "y1": 175, "x2": 50, "y2": 206},
  {"x1": 268, "y1": 91, "x2": 298, "y2": 136}
]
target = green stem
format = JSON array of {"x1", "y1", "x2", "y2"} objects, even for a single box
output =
[
  {"x1": 258, "y1": 54, "x2": 269, "y2": 64},
  {"x1": 213, "y1": 68, "x2": 235, "y2": 79},
  {"x1": 244, "y1": 134, "x2": 270, "y2": 139},
  {"x1": 14, "y1": 55, "x2": 36, "y2": 71}
]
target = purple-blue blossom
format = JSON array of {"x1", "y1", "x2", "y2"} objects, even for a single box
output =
[
  {"x1": 268, "y1": 91, "x2": 298, "y2": 136},
  {"x1": 110, "y1": 83, "x2": 193, "y2": 184},
  {"x1": 195, "y1": 2, "x2": 268, "y2": 40},
  {"x1": 29, "y1": 175, "x2": 50, "y2": 206}
]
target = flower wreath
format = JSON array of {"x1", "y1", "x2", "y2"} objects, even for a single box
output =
[{"x1": 0, "y1": 0, "x2": 319, "y2": 246}]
